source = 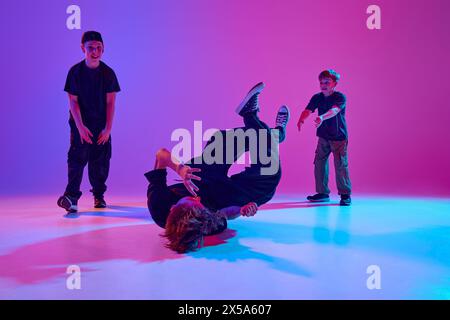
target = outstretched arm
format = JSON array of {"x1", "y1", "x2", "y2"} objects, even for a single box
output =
[
  {"x1": 297, "y1": 109, "x2": 312, "y2": 131},
  {"x1": 314, "y1": 106, "x2": 341, "y2": 128}
]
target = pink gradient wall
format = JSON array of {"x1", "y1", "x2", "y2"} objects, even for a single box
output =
[{"x1": 0, "y1": 0, "x2": 449, "y2": 197}]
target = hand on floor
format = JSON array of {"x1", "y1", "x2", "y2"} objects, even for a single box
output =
[{"x1": 240, "y1": 202, "x2": 258, "y2": 217}]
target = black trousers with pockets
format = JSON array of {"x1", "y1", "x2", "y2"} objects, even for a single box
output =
[{"x1": 64, "y1": 128, "x2": 111, "y2": 200}]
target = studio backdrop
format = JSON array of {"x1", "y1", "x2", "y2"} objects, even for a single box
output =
[{"x1": 0, "y1": 0, "x2": 449, "y2": 197}]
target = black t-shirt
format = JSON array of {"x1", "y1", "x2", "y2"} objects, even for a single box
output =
[
  {"x1": 144, "y1": 169, "x2": 228, "y2": 235},
  {"x1": 64, "y1": 60, "x2": 120, "y2": 131},
  {"x1": 306, "y1": 91, "x2": 348, "y2": 141}
]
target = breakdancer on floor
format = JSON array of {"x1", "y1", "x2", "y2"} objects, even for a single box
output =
[{"x1": 145, "y1": 82, "x2": 290, "y2": 253}]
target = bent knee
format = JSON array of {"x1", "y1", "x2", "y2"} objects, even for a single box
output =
[{"x1": 156, "y1": 148, "x2": 170, "y2": 159}]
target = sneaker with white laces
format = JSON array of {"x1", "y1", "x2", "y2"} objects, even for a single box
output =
[
  {"x1": 235, "y1": 82, "x2": 265, "y2": 116},
  {"x1": 275, "y1": 105, "x2": 290, "y2": 128},
  {"x1": 57, "y1": 195, "x2": 78, "y2": 213}
]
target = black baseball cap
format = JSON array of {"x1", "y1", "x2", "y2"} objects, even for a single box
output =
[{"x1": 81, "y1": 31, "x2": 103, "y2": 44}]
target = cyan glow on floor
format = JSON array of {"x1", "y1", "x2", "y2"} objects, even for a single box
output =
[{"x1": 0, "y1": 195, "x2": 449, "y2": 299}]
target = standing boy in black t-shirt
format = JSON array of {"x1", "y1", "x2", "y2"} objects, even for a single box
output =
[
  {"x1": 297, "y1": 70, "x2": 352, "y2": 206},
  {"x1": 57, "y1": 31, "x2": 121, "y2": 213}
]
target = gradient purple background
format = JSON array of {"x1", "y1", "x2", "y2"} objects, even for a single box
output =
[{"x1": 0, "y1": 0, "x2": 449, "y2": 197}]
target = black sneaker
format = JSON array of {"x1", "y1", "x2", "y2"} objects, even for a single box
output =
[
  {"x1": 57, "y1": 195, "x2": 78, "y2": 213},
  {"x1": 307, "y1": 193, "x2": 330, "y2": 202},
  {"x1": 235, "y1": 82, "x2": 265, "y2": 116},
  {"x1": 94, "y1": 197, "x2": 107, "y2": 208},
  {"x1": 275, "y1": 105, "x2": 290, "y2": 128},
  {"x1": 340, "y1": 195, "x2": 351, "y2": 206}
]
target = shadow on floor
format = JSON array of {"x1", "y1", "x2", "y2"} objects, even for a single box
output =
[{"x1": 64, "y1": 205, "x2": 151, "y2": 221}]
